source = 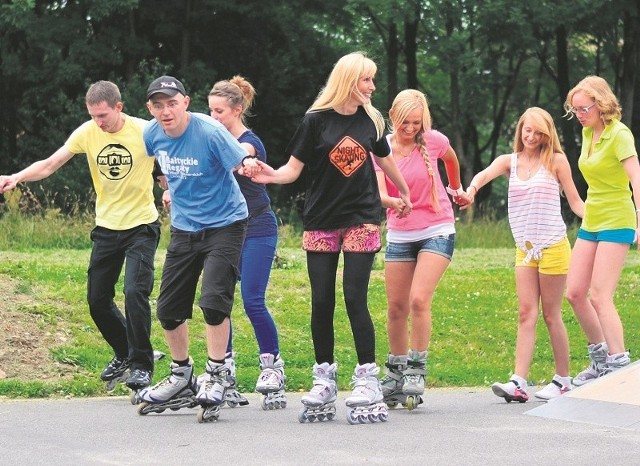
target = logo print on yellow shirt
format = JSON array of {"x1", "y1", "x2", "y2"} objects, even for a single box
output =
[
  {"x1": 96, "y1": 144, "x2": 133, "y2": 180},
  {"x1": 329, "y1": 136, "x2": 367, "y2": 177}
]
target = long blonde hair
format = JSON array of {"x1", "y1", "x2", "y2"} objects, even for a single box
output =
[
  {"x1": 308, "y1": 51, "x2": 385, "y2": 139},
  {"x1": 563, "y1": 75, "x2": 622, "y2": 125},
  {"x1": 513, "y1": 107, "x2": 564, "y2": 174},
  {"x1": 389, "y1": 89, "x2": 439, "y2": 211}
]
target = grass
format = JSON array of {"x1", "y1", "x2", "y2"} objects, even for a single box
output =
[{"x1": 0, "y1": 207, "x2": 638, "y2": 399}]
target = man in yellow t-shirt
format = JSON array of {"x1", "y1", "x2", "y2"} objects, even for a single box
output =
[{"x1": 0, "y1": 81, "x2": 163, "y2": 391}]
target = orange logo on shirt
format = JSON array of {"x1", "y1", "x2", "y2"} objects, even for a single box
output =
[{"x1": 329, "y1": 136, "x2": 367, "y2": 177}]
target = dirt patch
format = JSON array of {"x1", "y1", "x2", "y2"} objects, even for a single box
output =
[{"x1": 0, "y1": 276, "x2": 77, "y2": 381}]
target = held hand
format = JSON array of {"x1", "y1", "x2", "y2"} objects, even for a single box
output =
[
  {"x1": 162, "y1": 190, "x2": 171, "y2": 211},
  {"x1": 390, "y1": 197, "x2": 408, "y2": 218},
  {"x1": 399, "y1": 193, "x2": 412, "y2": 216},
  {"x1": 250, "y1": 160, "x2": 276, "y2": 184},
  {"x1": 238, "y1": 158, "x2": 261, "y2": 178},
  {"x1": 457, "y1": 189, "x2": 476, "y2": 211},
  {"x1": 157, "y1": 175, "x2": 168, "y2": 191}
]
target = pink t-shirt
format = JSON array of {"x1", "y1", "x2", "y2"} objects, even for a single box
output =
[{"x1": 374, "y1": 130, "x2": 455, "y2": 231}]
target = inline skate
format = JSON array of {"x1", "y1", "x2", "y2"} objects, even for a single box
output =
[
  {"x1": 127, "y1": 351, "x2": 165, "y2": 404},
  {"x1": 137, "y1": 361, "x2": 199, "y2": 415},
  {"x1": 345, "y1": 363, "x2": 388, "y2": 424},
  {"x1": 573, "y1": 342, "x2": 608, "y2": 386},
  {"x1": 256, "y1": 353, "x2": 287, "y2": 410},
  {"x1": 380, "y1": 354, "x2": 407, "y2": 408},
  {"x1": 101, "y1": 355, "x2": 131, "y2": 392},
  {"x1": 402, "y1": 349, "x2": 426, "y2": 410},
  {"x1": 299, "y1": 362, "x2": 337, "y2": 423},
  {"x1": 222, "y1": 352, "x2": 249, "y2": 407},
  {"x1": 195, "y1": 360, "x2": 230, "y2": 423}
]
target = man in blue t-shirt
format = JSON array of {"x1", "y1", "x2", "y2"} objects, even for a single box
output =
[{"x1": 138, "y1": 76, "x2": 259, "y2": 421}]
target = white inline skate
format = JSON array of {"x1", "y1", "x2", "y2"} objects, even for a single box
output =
[
  {"x1": 137, "y1": 360, "x2": 199, "y2": 415},
  {"x1": 195, "y1": 360, "x2": 231, "y2": 423},
  {"x1": 299, "y1": 362, "x2": 337, "y2": 423},
  {"x1": 345, "y1": 363, "x2": 388, "y2": 424},
  {"x1": 256, "y1": 353, "x2": 287, "y2": 410},
  {"x1": 222, "y1": 352, "x2": 249, "y2": 408},
  {"x1": 401, "y1": 349, "x2": 426, "y2": 411}
]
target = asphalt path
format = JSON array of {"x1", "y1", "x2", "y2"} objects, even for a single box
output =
[{"x1": 1, "y1": 388, "x2": 638, "y2": 465}]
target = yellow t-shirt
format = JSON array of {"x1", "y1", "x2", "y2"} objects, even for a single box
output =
[
  {"x1": 65, "y1": 114, "x2": 158, "y2": 230},
  {"x1": 578, "y1": 119, "x2": 637, "y2": 231}
]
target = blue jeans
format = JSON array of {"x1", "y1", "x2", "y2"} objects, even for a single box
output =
[
  {"x1": 87, "y1": 221, "x2": 160, "y2": 371},
  {"x1": 227, "y1": 233, "x2": 280, "y2": 355}
]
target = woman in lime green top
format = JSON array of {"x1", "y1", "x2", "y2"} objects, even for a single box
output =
[{"x1": 564, "y1": 76, "x2": 640, "y2": 386}]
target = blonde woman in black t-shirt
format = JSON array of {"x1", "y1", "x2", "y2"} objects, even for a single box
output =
[{"x1": 251, "y1": 51, "x2": 411, "y2": 424}]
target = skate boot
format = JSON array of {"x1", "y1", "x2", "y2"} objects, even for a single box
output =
[
  {"x1": 101, "y1": 355, "x2": 131, "y2": 391},
  {"x1": 491, "y1": 375, "x2": 529, "y2": 403},
  {"x1": 222, "y1": 352, "x2": 249, "y2": 408},
  {"x1": 137, "y1": 361, "x2": 199, "y2": 415},
  {"x1": 601, "y1": 351, "x2": 631, "y2": 376},
  {"x1": 402, "y1": 349, "x2": 426, "y2": 410},
  {"x1": 256, "y1": 353, "x2": 287, "y2": 410},
  {"x1": 380, "y1": 354, "x2": 407, "y2": 408},
  {"x1": 299, "y1": 362, "x2": 337, "y2": 423},
  {"x1": 195, "y1": 360, "x2": 231, "y2": 423},
  {"x1": 534, "y1": 374, "x2": 571, "y2": 401},
  {"x1": 345, "y1": 363, "x2": 388, "y2": 424},
  {"x1": 573, "y1": 342, "x2": 608, "y2": 386},
  {"x1": 126, "y1": 368, "x2": 153, "y2": 404}
]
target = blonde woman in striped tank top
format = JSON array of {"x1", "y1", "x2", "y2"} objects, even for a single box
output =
[{"x1": 461, "y1": 107, "x2": 584, "y2": 402}]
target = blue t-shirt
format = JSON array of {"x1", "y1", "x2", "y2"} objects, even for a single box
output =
[
  {"x1": 234, "y1": 130, "x2": 277, "y2": 238},
  {"x1": 144, "y1": 112, "x2": 248, "y2": 231}
]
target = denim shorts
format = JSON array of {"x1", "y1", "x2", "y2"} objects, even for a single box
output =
[
  {"x1": 577, "y1": 228, "x2": 636, "y2": 245},
  {"x1": 384, "y1": 233, "x2": 455, "y2": 262}
]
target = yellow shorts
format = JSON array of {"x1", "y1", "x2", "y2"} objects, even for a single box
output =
[{"x1": 515, "y1": 237, "x2": 571, "y2": 275}]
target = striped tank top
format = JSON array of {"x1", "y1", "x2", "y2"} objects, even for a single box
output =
[{"x1": 508, "y1": 153, "x2": 566, "y2": 263}]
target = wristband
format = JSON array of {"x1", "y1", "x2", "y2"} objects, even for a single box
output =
[
  {"x1": 241, "y1": 155, "x2": 258, "y2": 167},
  {"x1": 446, "y1": 185, "x2": 464, "y2": 197},
  {"x1": 468, "y1": 185, "x2": 478, "y2": 195}
]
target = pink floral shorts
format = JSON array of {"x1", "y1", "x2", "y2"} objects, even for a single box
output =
[{"x1": 302, "y1": 224, "x2": 381, "y2": 253}]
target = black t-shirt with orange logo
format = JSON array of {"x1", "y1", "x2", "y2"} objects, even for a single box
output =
[{"x1": 286, "y1": 107, "x2": 390, "y2": 230}]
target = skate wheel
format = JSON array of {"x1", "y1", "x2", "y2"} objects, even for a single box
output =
[
  {"x1": 197, "y1": 407, "x2": 205, "y2": 423},
  {"x1": 406, "y1": 396, "x2": 416, "y2": 411},
  {"x1": 261, "y1": 398, "x2": 268, "y2": 411},
  {"x1": 227, "y1": 401, "x2": 238, "y2": 408},
  {"x1": 347, "y1": 410, "x2": 358, "y2": 425},
  {"x1": 298, "y1": 408, "x2": 308, "y2": 423},
  {"x1": 386, "y1": 401, "x2": 398, "y2": 408},
  {"x1": 316, "y1": 413, "x2": 326, "y2": 422},
  {"x1": 379, "y1": 412, "x2": 388, "y2": 422},
  {"x1": 368, "y1": 414, "x2": 378, "y2": 423},
  {"x1": 130, "y1": 391, "x2": 138, "y2": 405},
  {"x1": 326, "y1": 411, "x2": 335, "y2": 421},
  {"x1": 137, "y1": 402, "x2": 149, "y2": 415}
]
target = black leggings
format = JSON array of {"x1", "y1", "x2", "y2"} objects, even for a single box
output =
[{"x1": 306, "y1": 251, "x2": 376, "y2": 365}]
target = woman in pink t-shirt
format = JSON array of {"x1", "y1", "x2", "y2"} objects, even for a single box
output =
[{"x1": 374, "y1": 89, "x2": 465, "y2": 410}]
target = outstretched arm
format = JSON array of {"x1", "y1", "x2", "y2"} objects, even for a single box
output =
[
  {"x1": 459, "y1": 154, "x2": 511, "y2": 210},
  {"x1": 250, "y1": 156, "x2": 305, "y2": 185},
  {"x1": 0, "y1": 146, "x2": 74, "y2": 193}
]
